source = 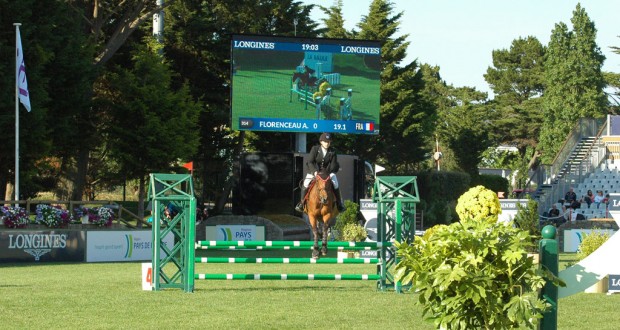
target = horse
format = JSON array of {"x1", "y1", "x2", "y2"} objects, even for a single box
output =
[
  {"x1": 292, "y1": 65, "x2": 319, "y2": 89},
  {"x1": 303, "y1": 172, "x2": 339, "y2": 258}
]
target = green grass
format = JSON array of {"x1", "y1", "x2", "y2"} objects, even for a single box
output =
[{"x1": 1, "y1": 252, "x2": 619, "y2": 329}]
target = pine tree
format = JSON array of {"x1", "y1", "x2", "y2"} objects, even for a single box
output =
[
  {"x1": 355, "y1": 0, "x2": 435, "y2": 172},
  {"x1": 436, "y1": 87, "x2": 492, "y2": 177},
  {"x1": 539, "y1": 4, "x2": 607, "y2": 163},
  {"x1": 101, "y1": 39, "x2": 201, "y2": 220},
  {"x1": 318, "y1": 0, "x2": 351, "y2": 39},
  {"x1": 484, "y1": 36, "x2": 546, "y2": 172},
  {"x1": 0, "y1": 0, "x2": 93, "y2": 199}
]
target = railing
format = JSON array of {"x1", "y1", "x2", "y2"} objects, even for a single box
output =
[
  {"x1": 1, "y1": 199, "x2": 149, "y2": 228},
  {"x1": 548, "y1": 119, "x2": 604, "y2": 181},
  {"x1": 529, "y1": 118, "x2": 608, "y2": 215}
]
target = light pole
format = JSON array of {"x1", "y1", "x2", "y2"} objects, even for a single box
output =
[{"x1": 433, "y1": 135, "x2": 443, "y2": 171}]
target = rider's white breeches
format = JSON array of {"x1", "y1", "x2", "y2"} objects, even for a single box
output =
[{"x1": 304, "y1": 173, "x2": 339, "y2": 189}]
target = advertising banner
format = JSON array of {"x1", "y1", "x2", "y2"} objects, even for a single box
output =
[
  {"x1": 609, "y1": 274, "x2": 620, "y2": 293},
  {"x1": 360, "y1": 199, "x2": 379, "y2": 242},
  {"x1": 0, "y1": 229, "x2": 85, "y2": 262},
  {"x1": 498, "y1": 199, "x2": 529, "y2": 223},
  {"x1": 205, "y1": 225, "x2": 263, "y2": 241},
  {"x1": 86, "y1": 230, "x2": 173, "y2": 262}
]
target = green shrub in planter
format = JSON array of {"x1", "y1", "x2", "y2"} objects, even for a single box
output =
[
  {"x1": 513, "y1": 198, "x2": 541, "y2": 252},
  {"x1": 577, "y1": 230, "x2": 611, "y2": 261},
  {"x1": 340, "y1": 223, "x2": 368, "y2": 242},
  {"x1": 334, "y1": 200, "x2": 360, "y2": 240}
]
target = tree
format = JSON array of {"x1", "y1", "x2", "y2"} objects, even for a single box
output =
[
  {"x1": 63, "y1": 0, "x2": 177, "y2": 200},
  {"x1": 606, "y1": 37, "x2": 620, "y2": 112},
  {"x1": 318, "y1": 0, "x2": 351, "y2": 39},
  {"x1": 100, "y1": 39, "x2": 201, "y2": 221},
  {"x1": 483, "y1": 36, "x2": 546, "y2": 188},
  {"x1": 163, "y1": 0, "x2": 320, "y2": 213},
  {"x1": 354, "y1": 0, "x2": 435, "y2": 172},
  {"x1": 484, "y1": 37, "x2": 545, "y2": 159},
  {"x1": 417, "y1": 64, "x2": 458, "y2": 171},
  {"x1": 0, "y1": 0, "x2": 93, "y2": 199},
  {"x1": 539, "y1": 4, "x2": 607, "y2": 163},
  {"x1": 436, "y1": 87, "x2": 492, "y2": 178}
]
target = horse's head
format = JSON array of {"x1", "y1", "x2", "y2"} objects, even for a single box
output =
[{"x1": 315, "y1": 171, "x2": 332, "y2": 205}]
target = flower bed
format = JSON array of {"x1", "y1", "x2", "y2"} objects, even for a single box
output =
[
  {"x1": 35, "y1": 204, "x2": 71, "y2": 228},
  {"x1": 1, "y1": 206, "x2": 30, "y2": 228},
  {"x1": 74, "y1": 206, "x2": 114, "y2": 227}
]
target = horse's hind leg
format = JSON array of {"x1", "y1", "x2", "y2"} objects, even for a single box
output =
[{"x1": 321, "y1": 221, "x2": 329, "y2": 256}]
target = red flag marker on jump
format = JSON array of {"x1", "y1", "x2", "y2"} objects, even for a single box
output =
[{"x1": 182, "y1": 161, "x2": 194, "y2": 175}]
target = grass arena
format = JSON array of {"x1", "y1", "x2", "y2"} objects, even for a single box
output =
[{"x1": 3, "y1": 181, "x2": 620, "y2": 329}]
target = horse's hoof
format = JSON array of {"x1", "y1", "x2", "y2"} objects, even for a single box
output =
[
  {"x1": 321, "y1": 248, "x2": 328, "y2": 256},
  {"x1": 312, "y1": 250, "x2": 320, "y2": 259}
]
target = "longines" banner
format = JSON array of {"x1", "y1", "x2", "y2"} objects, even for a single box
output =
[{"x1": 0, "y1": 230, "x2": 85, "y2": 262}]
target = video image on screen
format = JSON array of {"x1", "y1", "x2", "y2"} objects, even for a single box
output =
[{"x1": 231, "y1": 35, "x2": 381, "y2": 135}]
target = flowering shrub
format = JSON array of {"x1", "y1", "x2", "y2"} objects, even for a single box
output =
[
  {"x1": 73, "y1": 206, "x2": 87, "y2": 218},
  {"x1": 74, "y1": 206, "x2": 96, "y2": 221},
  {"x1": 89, "y1": 206, "x2": 114, "y2": 227},
  {"x1": 1, "y1": 206, "x2": 30, "y2": 228},
  {"x1": 455, "y1": 185, "x2": 501, "y2": 224},
  {"x1": 395, "y1": 187, "x2": 565, "y2": 329},
  {"x1": 72, "y1": 206, "x2": 114, "y2": 226},
  {"x1": 394, "y1": 219, "x2": 554, "y2": 329},
  {"x1": 36, "y1": 204, "x2": 71, "y2": 228}
]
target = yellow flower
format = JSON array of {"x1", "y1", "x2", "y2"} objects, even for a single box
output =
[{"x1": 456, "y1": 185, "x2": 501, "y2": 224}]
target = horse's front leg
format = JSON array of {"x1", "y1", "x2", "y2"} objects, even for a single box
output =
[
  {"x1": 321, "y1": 221, "x2": 329, "y2": 256},
  {"x1": 311, "y1": 220, "x2": 320, "y2": 259}
]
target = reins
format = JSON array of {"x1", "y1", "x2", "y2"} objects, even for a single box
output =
[{"x1": 315, "y1": 173, "x2": 330, "y2": 183}]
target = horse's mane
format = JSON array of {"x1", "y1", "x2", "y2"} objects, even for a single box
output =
[{"x1": 317, "y1": 171, "x2": 330, "y2": 181}]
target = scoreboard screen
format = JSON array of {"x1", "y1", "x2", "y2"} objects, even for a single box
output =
[{"x1": 230, "y1": 34, "x2": 381, "y2": 135}]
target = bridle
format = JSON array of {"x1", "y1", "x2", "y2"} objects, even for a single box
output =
[{"x1": 314, "y1": 174, "x2": 331, "y2": 205}]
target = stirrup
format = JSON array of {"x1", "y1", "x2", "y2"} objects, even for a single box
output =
[{"x1": 295, "y1": 202, "x2": 304, "y2": 212}]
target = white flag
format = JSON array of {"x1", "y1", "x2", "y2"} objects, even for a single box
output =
[{"x1": 16, "y1": 27, "x2": 31, "y2": 112}]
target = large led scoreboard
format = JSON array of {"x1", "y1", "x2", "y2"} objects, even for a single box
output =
[{"x1": 230, "y1": 34, "x2": 381, "y2": 135}]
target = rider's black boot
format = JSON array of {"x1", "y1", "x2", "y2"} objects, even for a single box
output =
[
  {"x1": 334, "y1": 187, "x2": 345, "y2": 212},
  {"x1": 295, "y1": 187, "x2": 307, "y2": 212}
]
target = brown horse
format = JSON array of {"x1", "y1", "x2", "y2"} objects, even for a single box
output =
[
  {"x1": 292, "y1": 65, "x2": 318, "y2": 89},
  {"x1": 303, "y1": 172, "x2": 339, "y2": 258}
]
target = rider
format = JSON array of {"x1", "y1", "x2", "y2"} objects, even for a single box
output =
[{"x1": 295, "y1": 132, "x2": 345, "y2": 213}]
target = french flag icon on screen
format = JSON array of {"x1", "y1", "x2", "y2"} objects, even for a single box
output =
[{"x1": 365, "y1": 122, "x2": 374, "y2": 131}]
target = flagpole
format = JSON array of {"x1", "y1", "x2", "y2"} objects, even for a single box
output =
[{"x1": 14, "y1": 23, "x2": 21, "y2": 205}]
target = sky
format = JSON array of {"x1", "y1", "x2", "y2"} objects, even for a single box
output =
[{"x1": 302, "y1": 0, "x2": 620, "y2": 97}]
